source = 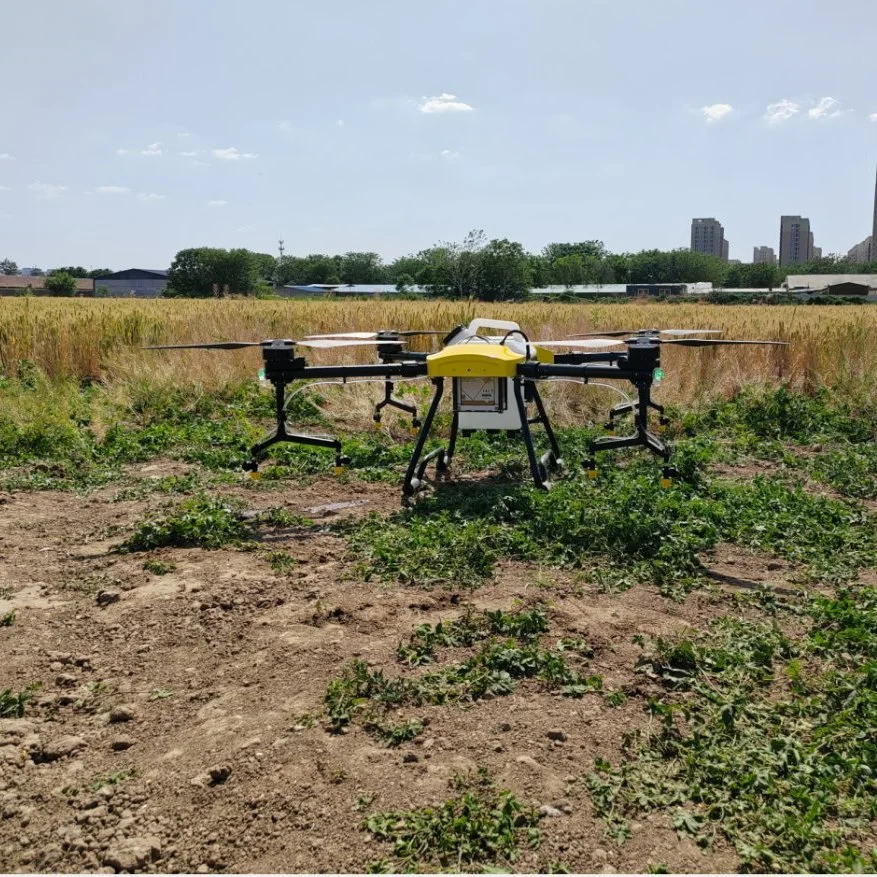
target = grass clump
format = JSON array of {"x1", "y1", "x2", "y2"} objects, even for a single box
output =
[
  {"x1": 585, "y1": 593, "x2": 877, "y2": 872},
  {"x1": 0, "y1": 611, "x2": 15, "y2": 627},
  {"x1": 364, "y1": 769, "x2": 540, "y2": 872},
  {"x1": 121, "y1": 494, "x2": 250, "y2": 551}
]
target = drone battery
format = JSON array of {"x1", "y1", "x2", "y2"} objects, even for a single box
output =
[{"x1": 453, "y1": 377, "x2": 522, "y2": 431}]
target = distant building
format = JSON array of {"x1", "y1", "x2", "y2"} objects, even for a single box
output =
[
  {"x1": 722, "y1": 239, "x2": 729, "y2": 261},
  {"x1": 691, "y1": 218, "x2": 727, "y2": 260},
  {"x1": 785, "y1": 273, "x2": 877, "y2": 294},
  {"x1": 627, "y1": 282, "x2": 691, "y2": 297},
  {"x1": 95, "y1": 269, "x2": 168, "y2": 298},
  {"x1": 0, "y1": 275, "x2": 93, "y2": 295},
  {"x1": 812, "y1": 246, "x2": 822, "y2": 259},
  {"x1": 278, "y1": 283, "x2": 424, "y2": 298},
  {"x1": 753, "y1": 246, "x2": 777, "y2": 264},
  {"x1": 847, "y1": 236, "x2": 873, "y2": 263},
  {"x1": 779, "y1": 215, "x2": 812, "y2": 266}
]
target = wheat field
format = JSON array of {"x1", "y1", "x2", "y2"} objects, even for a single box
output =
[{"x1": 0, "y1": 298, "x2": 874, "y2": 424}]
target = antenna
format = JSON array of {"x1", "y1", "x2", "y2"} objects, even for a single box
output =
[{"x1": 278, "y1": 239, "x2": 285, "y2": 259}]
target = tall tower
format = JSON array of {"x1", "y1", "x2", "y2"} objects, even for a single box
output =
[
  {"x1": 779, "y1": 215, "x2": 812, "y2": 266},
  {"x1": 690, "y1": 218, "x2": 727, "y2": 260},
  {"x1": 872, "y1": 163, "x2": 877, "y2": 262}
]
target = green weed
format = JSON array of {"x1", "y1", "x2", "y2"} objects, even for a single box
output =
[
  {"x1": 364, "y1": 769, "x2": 540, "y2": 871},
  {"x1": 0, "y1": 611, "x2": 15, "y2": 627},
  {"x1": 266, "y1": 550, "x2": 298, "y2": 574},
  {"x1": 0, "y1": 683, "x2": 41, "y2": 718},
  {"x1": 121, "y1": 494, "x2": 251, "y2": 551},
  {"x1": 586, "y1": 594, "x2": 877, "y2": 872},
  {"x1": 325, "y1": 607, "x2": 598, "y2": 736},
  {"x1": 142, "y1": 559, "x2": 177, "y2": 575},
  {"x1": 89, "y1": 769, "x2": 137, "y2": 791}
]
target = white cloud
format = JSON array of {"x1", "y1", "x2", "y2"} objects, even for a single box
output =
[
  {"x1": 213, "y1": 146, "x2": 258, "y2": 160},
  {"x1": 701, "y1": 103, "x2": 733, "y2": 123},
  {"x1": 419, "y1": 93, "x2": 475, "y2": 114},
  {"x1": 868, "y1": 112, "x2": 877, "y2": 122},
  {"x1": 336, "y1": 119, "x2": 344, "y2": 127},
  {"x1": 808, "y1": 96, "x2": 841, "y2": 119},
  {"x1": 96, "y1": 185, "x2": 131, "y2": 195},
  {"x1": 178, "y1": 132, "x2": 191, "y2": 138},
  {"x1": 207, "y1": 199, "x2": 228, "y2": 207},
  {"x1": 141, "y1": 142, "x2": 163, "y2": 156},
  {"x1": 0, "y1": 153, "x2": 14, "y2": 160},
  {"x1": 115, "y1": 148, "x2": 128, "y2": 155},
  {"x1": 765, "y1": 99, "x2": 800, "y2": 124},
  {"x1": 191, "y1": 160, "x2": 209, "y2": 168},
  {"x1": 179, "y1": 151, "x2": 200, "y2": 157},
  {"x1": 137, "y1": 192, "x2": 165, "y2": 201},
  {"x1": 0, "y1": 185, "x2": 9, "y2": 191},
  {"x1": 440, "y1": 149, "x2": 461, "y2": 159},
  {"x1": 28, "y1": 182, "x2": 68, "y2": 200}
]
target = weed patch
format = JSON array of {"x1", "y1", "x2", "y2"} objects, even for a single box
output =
[
  {"x1": 325, "y1": 607, "x2": 600, "y2": 738},
  {"x1": 121, "y1": 495, "x2": 251, "y2": 551},
  {"x1": 364, "y1": 769, "x2": 540, "y2": 872},
  {"x1": 586, "y1": 594, "x2": 877, "y2": 872}
]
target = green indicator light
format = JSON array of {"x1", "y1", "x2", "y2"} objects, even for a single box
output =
[
  {"x1": 257, "y1": 368, "x2": 266, "y2": 381},
  {"x1": 653, "y1": 368, "x2": 664, "y2": 382}
]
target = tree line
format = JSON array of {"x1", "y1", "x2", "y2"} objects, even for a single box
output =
[{"x1": 6, "y1": 233, "x2": 877, "y2": 300}]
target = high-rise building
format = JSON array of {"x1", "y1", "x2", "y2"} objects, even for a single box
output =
[
  {"x1": 847, "y1": 236, "x2": 872, "y2": 263},
  {"x1": 722, "y1": 239, "x2": 729, "y2": 261},
  {"x1": 691, "y1": 218, "x2": 727, "y2": 260},
  {"x1": 812, "y1": 246, "x2": 822, "y2": 260},
  {"x1": 779, "y1": 215, "x2": 812, "y2": 266},
  {"x1": 753, "y1": 246, "x2": 777, "y2": 265}
]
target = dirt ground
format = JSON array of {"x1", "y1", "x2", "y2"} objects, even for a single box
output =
[{"x1": 0, "y1": 463, "x2": 803, "y2": 874}]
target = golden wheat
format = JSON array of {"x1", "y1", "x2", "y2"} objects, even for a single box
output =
[{"x1": 1, "y1": 299, "x2": 875, "y2": 423}]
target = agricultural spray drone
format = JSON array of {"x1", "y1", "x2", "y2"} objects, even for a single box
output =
[{"x1": 147, "y1": 319, "x2": 784, "y2": 499}]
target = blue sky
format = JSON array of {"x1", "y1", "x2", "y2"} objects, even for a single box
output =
[{"x1": 2, "y1": 0, "x2": 876, "y2": 269}]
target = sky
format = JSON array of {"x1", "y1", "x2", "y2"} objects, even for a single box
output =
[{"x1": 2, "y1": 0, "x2": 877, "y2": 269}]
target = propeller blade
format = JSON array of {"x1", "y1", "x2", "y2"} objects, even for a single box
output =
[
  {"x1": 659, "y1": 329, "x2": 723, "y2": 336},
  {"x1": 397, "y1": 330, "x2": 448, "y2": 337},
  {"x1": 304, "y1": 332, "x2": 379, "y2": 340},
  {"x1": 143, "y1": 341, "x2": 263, "y2": 350},
  {"x1": 534, "y1": 338, "x2": 627, "y2": 349},
  {"x1": 306, "y1": 329, "x2": 447, "y2": 340},
  {"x1": 571, "y1": 328, "x2": 722, "y2": 339},
  {"x1": 662, "y1": 339, "x2": 787, "y2": 347},
  {"x1": 571, "y1": 330, "x2": 635, "y2": 338},
  {"x1": 298, "y1": 338, "x2": 405, "y2": 349}
]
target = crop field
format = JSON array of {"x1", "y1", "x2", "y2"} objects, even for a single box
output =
[{"x1": 2, "y1": 298, "x2": 877, "y2": 873}]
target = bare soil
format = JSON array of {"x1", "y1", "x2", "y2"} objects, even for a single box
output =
[{"x1": 0, "y1": 465, "x2": 804, "y2": 874}]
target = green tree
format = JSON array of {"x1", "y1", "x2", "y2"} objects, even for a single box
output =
[
  {"x1": 395, "y1": 273, "x2": 415, "y2": 292},
  {"x1": 49, "y1": 266, "x2": 89, "y2": 278},
  {"x1": 386, "y1": 255, "x2": 427, "y2": 282},
  {"x1": 0, "y1": 258, "x2": 18, "y2": 275},
  {"x1": 166, "y1": 248, "x2": 261, "y2": 297},
  {"x1": 29, "y1": 267, "x2": 45, "y2": 277},
  {"x1": 553, "y1": 254, "x2": 585, "y2": 288},
  {"x1": 45, "y1": 271, "x2": 77, "y2": 295},
  {"x1": 340, "y1": 251, "x2": 384, "y2": 284},
  {"x1": 87, "y1": 268, "x2": 113, "y2": 278},
  {"x1": 542, "y1": 241, "x2": 607, "y2": 262},
  {"x1": 252, "y1": 252, "x2": 277, "y2": 282},
  {"x1": 476, "y1": 238, "x2": 532, "y2": 301}
]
